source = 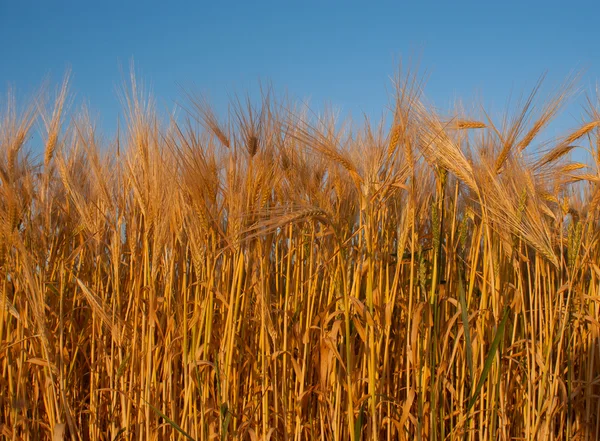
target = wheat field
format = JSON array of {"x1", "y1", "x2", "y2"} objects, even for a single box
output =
[{"x1": 1, "y1": 70, "x2": 600, "y2": 440}]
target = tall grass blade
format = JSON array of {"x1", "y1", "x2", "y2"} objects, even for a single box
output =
[
  {"x1": 144, "y1": 399, "x2": 196, "y2": 441},
  {"x1": 458, "y1": 275, "x2": 474, "y2": 391},
  {"x1": 467, "y1": 308, "x2": 509, "y2": 412}
]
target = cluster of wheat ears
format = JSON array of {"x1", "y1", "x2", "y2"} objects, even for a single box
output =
[{"x1": 1, "y1": 69, "x2": 600, "y2": 441}]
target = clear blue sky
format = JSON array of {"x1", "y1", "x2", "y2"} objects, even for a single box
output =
[{"x1": 1, "y1": 0, "x2": 599, "y2": 139}]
